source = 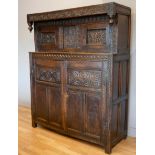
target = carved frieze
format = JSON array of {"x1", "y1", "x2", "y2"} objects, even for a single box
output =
[
  {"x1": 68, "y1": 70, "x2": 102, "y2": 88},
  {"x1": 27, "y1": 3, "x2": 131, "y2": 25},
  {"x1": 35, "y1": 15, "x2": 108, "y2": 27},
  {"x1": 37, "y1": 67, "x2": 60, "y2": 83},
  {"x1": 27, "y1": 4, "x2": 108, "y2": 23}
]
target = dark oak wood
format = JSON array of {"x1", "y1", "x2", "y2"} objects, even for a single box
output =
[{"x1": 28, "y1": 3, "x2": 131, "y2": 154}]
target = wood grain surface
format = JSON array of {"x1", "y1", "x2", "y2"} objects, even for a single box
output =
[{"x1": 18, "y1": 105, "x2": 136, "y2": 155}]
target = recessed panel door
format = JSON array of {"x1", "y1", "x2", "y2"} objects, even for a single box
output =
[
  {"x1": 66, "y1": 90, "x2": 84, "y2": 135},
  {"x1": 49, "y1": 86, "x2": 63, "y2": 129},
  {"x1": 35, "y1": 83, "x2": 49, "y2": 123},
  {"x1": 85, "y1": 92, "x2": 102, "y2": 142}
]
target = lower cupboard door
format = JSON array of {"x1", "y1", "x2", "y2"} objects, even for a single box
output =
[
  {"x1": 48, "y1": 86, "x2": 63, "y2": 129},
  {"x1": 85, "y1": 92, "x2": 102, "y2": 142},
  {"x1": 35, "y1": 83, "x2": 49, "y2": 123},
  {"x1": 66, "y1": 90, "x2": 84, "y2": 135}
]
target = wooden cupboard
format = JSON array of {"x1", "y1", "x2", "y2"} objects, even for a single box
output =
[{"x1": 28, "y1": 2, "x2": 131, "y2": 153}]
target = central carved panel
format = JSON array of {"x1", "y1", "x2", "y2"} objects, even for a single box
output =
[
  {"x1": 63, "y1": 26, "x2": 79, "y2": 48},
  {"x1": 37, "y1": 67, "x2": 60, "y2": 83},
  {"x1": 87, "y1": 29, "x2": 106, "y2": 45},
  {"x1": 68, "y1": 70, "x2": 102, "y2": 88}
]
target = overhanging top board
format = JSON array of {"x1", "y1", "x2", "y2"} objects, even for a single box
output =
[{"x1": 27, "y1": 2, "x2": 131, "y2": 24}]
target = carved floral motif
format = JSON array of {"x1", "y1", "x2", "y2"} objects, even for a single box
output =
[
  {"x1": 87, "y1": 29, "x2": 106, "y2": 45},
  {"x1": 37, "y1": 68, "x2": 60, "y2": 83},
  {"x1": 68, "y1": 70, "x2": 101, "y2": 88},
  {"x1": 39, "y1": 32, "x2": 56, "y2": 44}
]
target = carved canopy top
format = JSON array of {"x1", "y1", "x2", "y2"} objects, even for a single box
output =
[{"x1": 27, "y1": 2, "x2": 131, "y2": 25}]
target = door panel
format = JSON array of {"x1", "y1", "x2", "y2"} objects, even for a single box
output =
[
  {"x1": 85, "y1": 92, "x2": 102, "y2": 140},
  {"x1": 35, "y1": 83, "x2": 48, "y2": 123},
  {"x1": 35, "y1": 24, "x2": 59, "y2": 51},
  {"x1": 49, "y1": 86, "x2": 62, "y2": 128},
  {"x1": 66, "y1": 90, "x2": 84, "y2": 134}
]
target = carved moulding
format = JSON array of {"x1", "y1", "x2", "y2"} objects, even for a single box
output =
[
  {"x1": 35, "y1": 15, "x2": 108, "y2": 27},
  {"x1": 106, "y1": 2, "x2": 117, "y2": 24},
  {"x1": 28, "y1": 21, "x2": 33, "y2": 32},
  {"x1": 27, "y1": 3, "x2": 131, "y2": 32},
  {"x1": 101, "y1": 55, "x2": 113, "y2": 150},
  {"x1": 31, "y1": 52, "x2": 111, "y2": 61},
  {"x1": 27, "y1": 2, "x2": 131, "y2": 23}
]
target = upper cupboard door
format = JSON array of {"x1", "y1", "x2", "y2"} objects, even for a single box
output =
[
  {"x1": 34, "y1": 23, "x2": 60, "y2": 51},
  {"x1": 80, "y1": 22, "x2": 108, "y2": 52}
]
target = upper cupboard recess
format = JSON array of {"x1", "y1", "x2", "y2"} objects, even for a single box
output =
[{"x1": 34, "y1": 15, "x2": 110, "y2": 52}]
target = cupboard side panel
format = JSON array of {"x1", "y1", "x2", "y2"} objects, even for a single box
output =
[
  {"x1": 117, "y1": 14, "x2": 130, "y2": 53},
  {"x1": 112, "y1": 56, "x2": 129, "y2": 145}
]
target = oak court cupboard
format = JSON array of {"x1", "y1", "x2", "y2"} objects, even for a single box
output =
[{"x1": 27, "y1": 2, "x2": 131, "y2": 154}]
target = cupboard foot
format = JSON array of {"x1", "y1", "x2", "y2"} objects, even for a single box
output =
[
  {"x1": 105, "y1": 147, "x2": 112, "y2": 154},
  {"x1": 32, "y1": 120, "x2": 37, "y2": 128}
]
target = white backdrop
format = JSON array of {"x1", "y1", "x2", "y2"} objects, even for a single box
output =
[{"x1": 18, "y1": 0, "x2": 136, "y2": 137}]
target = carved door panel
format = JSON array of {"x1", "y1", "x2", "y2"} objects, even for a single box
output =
[
  {"x1": 35, "y1": 83, "x2": 49, "y2": 123},
  {"x1": 66, "y1": 90, "x2": 84, "y2": 135},
  {"x1": 34, "y1": 24, "x2": 59, "y2": 51},
  {"x1": 85, "y1": 92, "x2": 102, "y2": 141},
  {"x1": 49, "y1": 86, "x2": 63, "y2": 129},
  {"x1": 66, "y1": 61, "x2": 103, "y2": 139},
  {"x1": 63, "y1": 26, "x2": 81, "y2": 49},
  {"x1": 81, "y1": 23, "x2": 108, "y2": 52},
  {"x1": 34, "y1": 60, "x2": 62, "y2": 127}
]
